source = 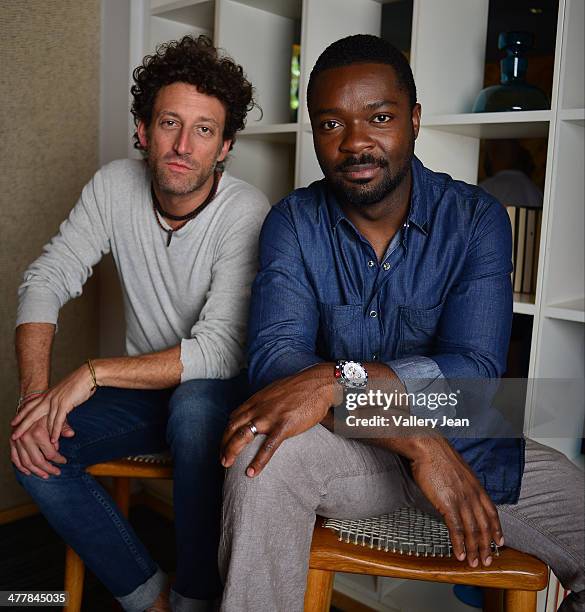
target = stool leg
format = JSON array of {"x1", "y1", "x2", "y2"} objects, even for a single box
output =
[
  {"x1": 504, "y1": 590, "x2": 537, "y2": 612},
  {"x1": 64, "y1": 546, "x2": 85, "y2": 612},
  {"x1": 304, "y1": 568, "x2": 334, "y2": 612},
  {"x1": 484, "y1": 588, "x2": 503, "y2": 612},
  {"x1": 113, "y1": 477, "x2": 131, "y2": 518}
]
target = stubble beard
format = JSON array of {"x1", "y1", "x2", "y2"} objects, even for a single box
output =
[
  {"x1": 150, "y1": 156, "x2": 216, "y2": 197},
  {"x1": 328, "y1": 153, "x2": 412, "y2": 208}
]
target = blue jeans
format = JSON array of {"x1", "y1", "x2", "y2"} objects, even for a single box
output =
[{"x1": 14, "y1": 376, "x2": 248, "y2": 612}]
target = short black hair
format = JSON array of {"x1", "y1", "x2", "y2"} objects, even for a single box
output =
[
  {"x1": 131, "y1": 35, "x2": 256, "y2": 152},
  {"x1": 307, "y1": 34, "x2": 417, "y2": 110}
]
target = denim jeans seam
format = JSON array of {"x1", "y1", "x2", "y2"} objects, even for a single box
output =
[
  {"x1": 82, "y1": 473, "x2": 154, "y2": 577},
  {"x1": 66, "y1": 420, "x2": 168, "y2": 459}
]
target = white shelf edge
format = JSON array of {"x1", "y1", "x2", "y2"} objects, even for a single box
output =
[
  {"x1": 242, "y1": 122, "x2": 298, "y2": 135},
  {"x1": 560, "y1": 108, "x2": 585, "y2": 123},
  {"x1": 226, "y1": 0, "x2": 301, "y2": 21},
  {"x1": 151, "y1": 0, "x2": 212, "y2": 17},
  {"x1": 513, "y1": 294, "x2": 536, "y2": 316},
  {"x1": 544, "y1": 298, "x2": 585, "y2": 324},
  {"x1": 423, "y1": 110, "x2": 552, "y2": 126}
]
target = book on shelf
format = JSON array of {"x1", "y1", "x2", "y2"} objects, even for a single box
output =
[
  {"x1": 522, "y1": 209, "x2": 537, "y2": 294},
  {"x1": 507, "y1": 206, "x2": 516, "y2": 284},
  {"x1": 514, "y1": 207, "x2": 527, "y2": 294},
  {"x1": 506, "y1": 205, "x2": 542, "y2": 296},
  {"x1": 532, "y1": 209, "x2": 542, "y2": 294}
]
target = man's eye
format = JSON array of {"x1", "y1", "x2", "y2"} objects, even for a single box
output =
[
  {"x1": 198, "y1": 126, "x2": 213, "y2": 135},
  {"x1": 321, "y1": 120, "x2": 341, "y2": 131},
  {"x1": 161, "y1": 120, "x2": 177, "y2": 128},
  {"x1": 373, "y1": 114, "x2": 392, "y2": 123}
]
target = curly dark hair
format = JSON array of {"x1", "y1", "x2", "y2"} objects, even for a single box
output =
[
  {"x1": 307, "y1": 34, "x2": 417, "y2": 111},
  {"x1": 131, "y1": 35, "x2": 256, "y2": 152}
]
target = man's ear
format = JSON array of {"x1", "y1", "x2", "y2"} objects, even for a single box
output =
[
  {"x1": 137, "y1": 121, "x2": 149, "y2": 150},
  {"x1": 217, "y1": 139, "x2": 232, "y2": 163},
  {"x1": 412, "y1": 103, "x2": 422, "y2": 140}
]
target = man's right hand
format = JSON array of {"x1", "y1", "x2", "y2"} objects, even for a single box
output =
[
  {"x1": 10, "y1": 416, "x2": 74, "y2": 479},
  {"x1": 407, "y1": 436, "x2": 504, "y2": 568}
]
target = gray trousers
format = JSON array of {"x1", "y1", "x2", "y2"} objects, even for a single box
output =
[{"x1": 219, "y1": 426, "x2": 584, "y2": 612}]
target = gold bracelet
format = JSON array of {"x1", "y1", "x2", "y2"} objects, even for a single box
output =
[{"x1": 86, "y1": 359, "x2": 99, "y2": 390}]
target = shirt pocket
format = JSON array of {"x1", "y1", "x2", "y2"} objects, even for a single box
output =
[
  {"x1": 398, "y1": 301, "x2": 444, "y2": 357},
  {"x1": 318, "y1": 302, "x2": 364, "y2": 361}
]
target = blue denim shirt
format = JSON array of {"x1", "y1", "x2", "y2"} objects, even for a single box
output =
[{"x1": 248, "y1": 156, "x2": 524, "y2": 504}]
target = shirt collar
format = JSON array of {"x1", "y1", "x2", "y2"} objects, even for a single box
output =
[{"x1": 326, "y1": 156, "x2": 430, "y2": 235}]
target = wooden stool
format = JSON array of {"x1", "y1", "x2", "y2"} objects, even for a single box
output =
[
  {"x1": 64, "y1": 455, "x2": 173, "y2": 612},
  {"x1": 304, "y1": 517, "x2": 549, "y2": 612}
]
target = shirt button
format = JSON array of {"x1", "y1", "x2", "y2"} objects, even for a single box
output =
[
  {"x1": 367, "y1": 260, "x2": 375, "y2": 268},
  {"x1": 383, "y1": 262, "x2": 391, "y2": 271},
  {"x1": 369, "y1": 310, "x2": 378, "y2": 318}
]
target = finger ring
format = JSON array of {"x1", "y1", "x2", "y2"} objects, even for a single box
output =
[{"x1": 247, "y1": 421, "x2": 258, "y2": 436}]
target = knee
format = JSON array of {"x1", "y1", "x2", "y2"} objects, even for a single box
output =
[
  {"x1": 224, "y1": 429, "x2": 315, "y2": 498},
  {"x1": 166, "y1": 380, "x2": 233, "y2": 452}
]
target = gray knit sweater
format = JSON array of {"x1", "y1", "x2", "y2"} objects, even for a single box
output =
[{"x1": 17, "y1": 159, "x2": 270, "y2": 382}]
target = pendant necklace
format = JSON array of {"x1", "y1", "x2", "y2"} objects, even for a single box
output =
[{"x1": 152, "y1": 171, "x2": 221, "y2": 247}]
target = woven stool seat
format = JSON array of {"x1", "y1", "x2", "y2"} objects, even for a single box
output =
[
  {"x1": 323, "y1": 507, "x2": 501, "y2": 558},
  {"x1": 86, "y1": 451, "x2": 173, "y2": 478},
  {"x1": 305, "y1": 509, "x2": 548, "y2": 612},
  {"x1": 124, "y1": 450, "x2": 173, "y2": 463}
]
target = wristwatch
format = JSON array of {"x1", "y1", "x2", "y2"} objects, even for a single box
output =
[{"x1": 335, "y1": 360, "x2": 368, "y2": 389}]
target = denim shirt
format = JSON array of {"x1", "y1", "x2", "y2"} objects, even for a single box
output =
[{"x1": 248, "y1": 156, "x2": 524, "y2": 504}]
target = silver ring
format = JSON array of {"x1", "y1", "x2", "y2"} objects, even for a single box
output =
[{"x1": 247, "y1": 421, "x2": 258, "y2": 436}]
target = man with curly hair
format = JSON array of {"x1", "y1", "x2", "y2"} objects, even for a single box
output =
[{"x1": 11, "y1": 36, "x2": 269, "y2": 611}]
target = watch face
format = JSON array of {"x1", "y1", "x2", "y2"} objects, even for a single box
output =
[{"x1": 342, "y1": 361, "x2": 366, "y2": 382}]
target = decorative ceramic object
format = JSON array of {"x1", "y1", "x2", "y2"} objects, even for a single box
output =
[{"x1": 473, "y1": 31, "x2": 549, "y2": 112}]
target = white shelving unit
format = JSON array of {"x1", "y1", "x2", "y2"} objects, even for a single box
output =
[
  {"x1": 115, "y1": 1, "x2": 583, "y2": 610},
  {"x1": 527, "y1": 0, "x2": 585, "y2": 472}
]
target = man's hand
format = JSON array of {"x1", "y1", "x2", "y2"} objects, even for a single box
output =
[
  {"x1": 11, "y1": 365, "x2": 95, "y2": 443},
  {"x1": 407, "y1": 436, "x2": 504, "y2": 568},
  {"x1": 220, "y1": 363, "x2": 341, "y2": 477},
  {"x1": 10, "y1": 415, "x2": 74, "y2": 479}
]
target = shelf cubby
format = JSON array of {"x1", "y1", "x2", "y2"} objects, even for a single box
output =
[
  {"x1": 150, "y1": 0, "x2": 215, "y2": 49},
  {"x1": 540, "y1": 120, "x2": 584, "y2": 309},
  {"x1": 529, "y1": 317, "x2": 584, "y2": 462},
  {"x1": 216, "y1": 0, "x2": 301, "y2": 126}
]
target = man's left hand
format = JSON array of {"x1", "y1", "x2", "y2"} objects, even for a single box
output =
[
  {"x1": 11, "y1": 365, "x2": 96, "y2": 443},
  {"x1": 220, "y1": 363, "x2": 340, "y2": 477}
]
